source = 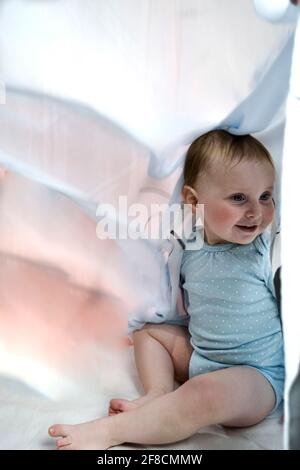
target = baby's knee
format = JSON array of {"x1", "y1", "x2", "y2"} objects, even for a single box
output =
[
  {"x1": 132, "y1": 324, "x2": 153, "y2": 343},
  {"x1": 132, "y1": 324, "x2": 152, "y2": 337},
  {"x1": 133, "y1": 322, "x2": 166, "y2": 337}
]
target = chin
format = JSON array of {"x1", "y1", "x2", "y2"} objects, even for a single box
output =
[
  {"x1": 237, "y1": 232, "x2": 259, "y2": 244},
  {"x1": 236, "y1": 238, "x2": 255, "y2": 245},
  {"x1": 227, "y1": 231, "x2": 256, "y2": 245}
]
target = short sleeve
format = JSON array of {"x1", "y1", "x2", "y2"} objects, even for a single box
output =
[
  {"x1": 253, "y1": 232, "x2": 271, "y2": 256},
  {"x1": 254, "y1": 233, "x2": 277, "y2": 300}
]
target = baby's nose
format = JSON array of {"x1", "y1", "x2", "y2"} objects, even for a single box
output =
[{"x1": 245, "y1": 202, "x2": 261, "y2": 219}]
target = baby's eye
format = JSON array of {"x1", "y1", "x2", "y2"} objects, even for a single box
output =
[
  {"x1": 260, "y1": 192, "x2": 272, "y2": 201},
  {"x1": 230, "y1": 193, "x2": 246, "y2": 202}
]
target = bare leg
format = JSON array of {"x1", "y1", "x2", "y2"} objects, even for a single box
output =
[
  {"x1": 109, "y1": 323, "x2": 192, "y2": 415},
  {"x1": 49, "y1": 366, "x2": 276, "y2": 449}
]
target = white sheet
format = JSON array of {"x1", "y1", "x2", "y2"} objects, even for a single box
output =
[{"x1": 0, "y1": 335, "x2": 283, "y2": 450}]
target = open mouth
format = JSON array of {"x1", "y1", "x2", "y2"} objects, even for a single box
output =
[{"x1": 235, "y1": 225, "x2": 258, "y2": 233}]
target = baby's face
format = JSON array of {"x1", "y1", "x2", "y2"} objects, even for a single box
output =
[{"x1": 193, "y1": 159, "x2": 275, "y2": 245}]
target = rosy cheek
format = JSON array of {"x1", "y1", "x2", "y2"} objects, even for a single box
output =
[
  {"x1": 265, "y1": 205, "x2": 275, "y2": 224},
  {"x1": 208, "y1": 206, "x2": 237, "y2": 226}
]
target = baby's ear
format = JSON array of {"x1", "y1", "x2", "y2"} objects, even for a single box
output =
[{"x1": 182, "y1": 185, "x2": 198, "y2": 207}]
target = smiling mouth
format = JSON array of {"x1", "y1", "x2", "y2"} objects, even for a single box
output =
[{"x1": 235, "y1": 225, "x2": 258, "y2": 233}]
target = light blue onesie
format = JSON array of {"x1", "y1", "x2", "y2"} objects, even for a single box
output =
[{"x1": 180, "y1": 233, "x2": 284, "y2": 415}]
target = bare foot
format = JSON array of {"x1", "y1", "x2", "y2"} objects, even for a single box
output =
[
  {"x1": 48, "y1": 417, "x2": 119, "y2": 450},
  {"x1": 108, "y1": 390, "x2": 166, "y2": 416}
]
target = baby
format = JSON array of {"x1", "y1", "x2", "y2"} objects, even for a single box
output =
[{"x1": 49, "y1": 130, "x2": 284, "y2": 449}]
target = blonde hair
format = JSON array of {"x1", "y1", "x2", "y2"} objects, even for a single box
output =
[{"x1": 183, "y1": 130, "x2": 274, "y2": 188}]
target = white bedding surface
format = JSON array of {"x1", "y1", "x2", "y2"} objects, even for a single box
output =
[{"x1": 0, "y1": 346, "x2": 283, "y2": 451}]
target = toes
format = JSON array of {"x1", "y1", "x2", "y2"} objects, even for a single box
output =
[
  {"x1": 108, "y1": 399, "x2": 123, "y2": 414},
  {"x1": 56, "y1": 437, "x2": 72, "y2": 448},
  {"x1": 49, "y1": 424, "x2": 70, "y2": 438},
  {"x1": 58, "y1": 444, "x2": 73, "y2": 450},
  {"x1": 109, "y1": 398, "x2": 121, "y2": 408},
  {"x1": 109, "y1": 398, "x2": 129, "y2": 411},
  {"x1": 108, "y1": 408, "x2": 121, "y2": 416}
]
